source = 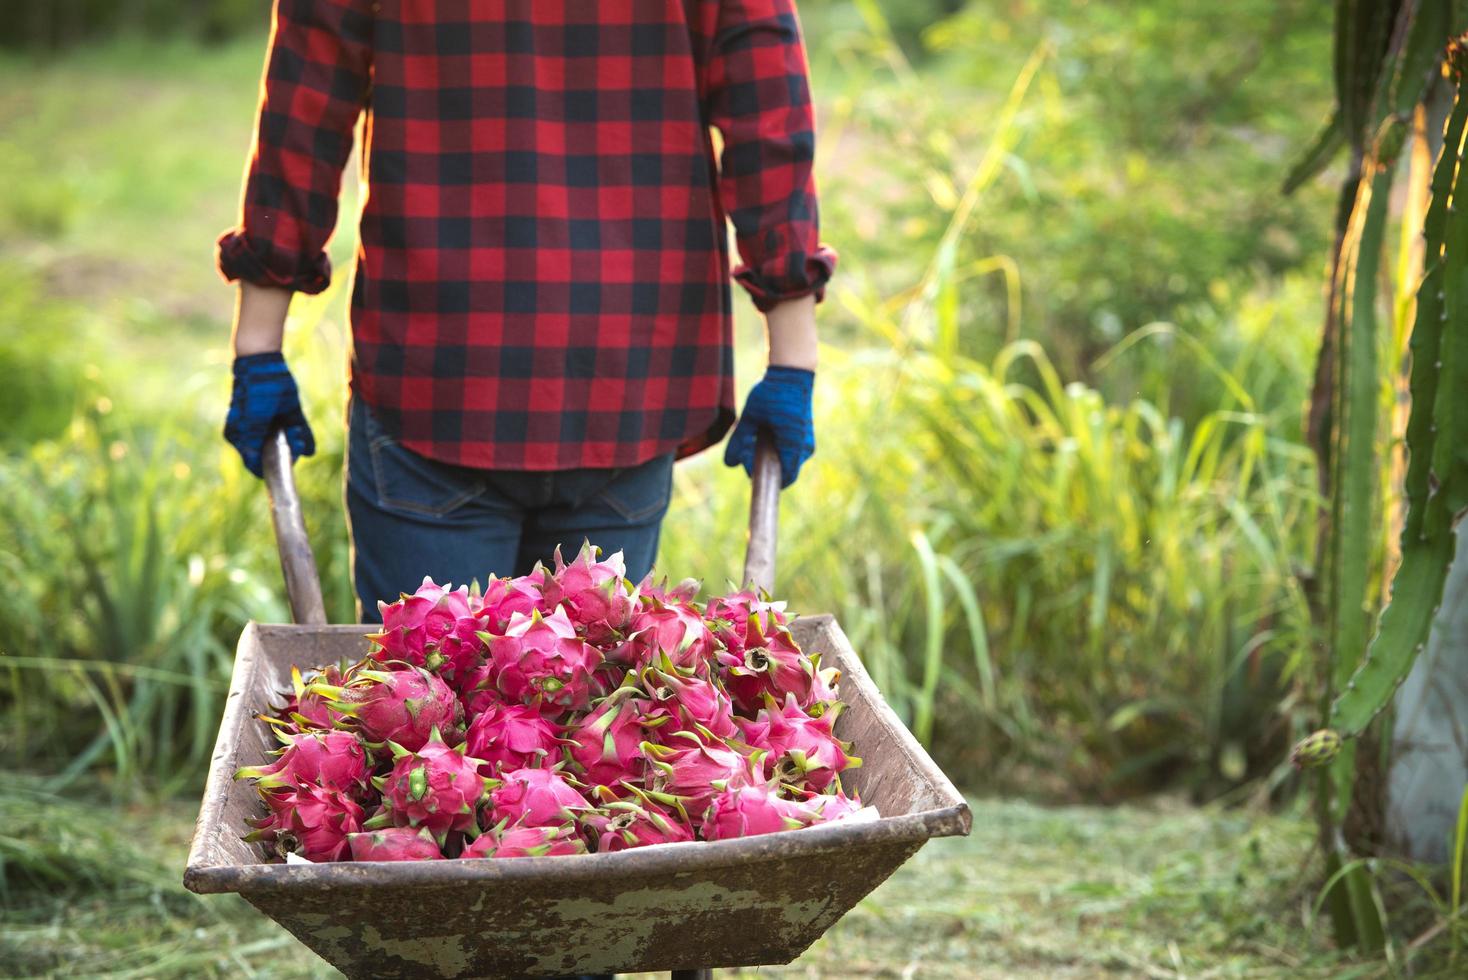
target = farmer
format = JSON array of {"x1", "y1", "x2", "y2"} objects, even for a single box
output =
[{"x1": 220, "y1": 0, "x2": 835, "y2": 626}]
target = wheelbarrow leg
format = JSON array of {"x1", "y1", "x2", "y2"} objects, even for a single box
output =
[{"x1": 670, "y1": 971, "x2": 712, "y2": 980}]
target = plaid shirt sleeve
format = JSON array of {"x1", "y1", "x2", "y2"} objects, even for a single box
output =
[
  {"x1": 216, "y1": 0, "x2": 373, "y2": 294},
  {"x1": 699, "y1": 0, "x2": 838, "y2": 312}
]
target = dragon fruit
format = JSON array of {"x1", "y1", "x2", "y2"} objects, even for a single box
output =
[
  {"x1": 461, "y1": 821, "x2": 587, "y2": 858},
  {"x1": 615, "y1": 598, "x2": 715, "y2": 673},
  {"x1": 369, "y1": 578, "x2": 480, "y2": 674},
  {"x1": 263, "y1": 664, "x2": 345, "y2": 734},
  {"x1": 486, "y1": 608, "x2": 602, "y2": 712},
  {"x1": 373, "y1": 730, "x2": 494, "y2": 843},
  {"x1": 454, "y1": 659, "x2": 501, "y2": 717},
  {"x1": 637, "y1": 575, "x2": 702, "y2": 604},
  {"x1": 639, "y1": 657, "x2": 738, "y2": 740},
  {"x1": 567, "y1": 688, "x2": 650, "y2": 788},
  {"x1": 235, "y1": 729, "x2": 372, "y2": 796},
  {"x1": 803, "y1": 791, "x2": 878, "y2": 825},
  {"x1": 247, "y1": 783, "x2": 366, "y2": 862},
  {"x1": 241, "y1": 559, "x2": 873, "y2": 863},
  {"x1": 642, "y1": 731, "x2": 761, "y2": 820},
  {"x1": 464, "y1": 701, "x2": 563, "y2": 775},
  {"x1": 719, "y1": 617, "x2": 826, "y2": 714},
  {"x1": 580, "y1": 797, "x2": 694, "y2": 852},
  {"x1": 488, "y1": 766, "x2": 589, "y2": 827},
  {"x1": 537, "y1": 544, "x2": 631, "y2": 636},
  {"x1": 476, "y1": 575, "x2": 544, "y2": 633},
  {"x1": 807, "y1": 657, "x2": 841, "y2": 706},
  {"x1": 701, "y1": 784, "x2": 815, "y2": 841},
  {"x1": 739, "y1": 694, "x2": 860, "y2": 792},
  {"x1": 347, "y1": 826, "x2": 445, "y2": 861},
  {"x1": 705, "y1": 590, "x2": 788, "y2": 657},
  {"x1": 315, "y1": 663, "x2": 463, "y2": 751}
]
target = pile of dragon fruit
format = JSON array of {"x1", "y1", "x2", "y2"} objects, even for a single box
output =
[{"x1": 236, "y1": 546, "x2": 872, "y2": 862}]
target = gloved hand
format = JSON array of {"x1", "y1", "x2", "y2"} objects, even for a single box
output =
[
  {"x1": 224, "y1": 351, "x2": 315, "y2": 478},
  {"x1": 723, "y1": 365, "x2": 814, "y2": 489}
]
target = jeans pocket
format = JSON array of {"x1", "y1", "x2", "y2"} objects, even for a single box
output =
[
  {"x1": 355, "y1": 402, "x2": 483, "y2": 518},
  {"x1": 594, "y1": 453, "x2": 675, "y2": 524}
]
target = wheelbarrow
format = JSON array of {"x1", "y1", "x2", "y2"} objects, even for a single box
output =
[{"x1": 184, "y1": 431, "x2": 972, "y2": 979}]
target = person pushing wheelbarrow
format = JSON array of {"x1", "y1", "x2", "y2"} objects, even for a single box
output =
[{"x1": 217, "y1": 1, "x2": 834, "y2": 975}]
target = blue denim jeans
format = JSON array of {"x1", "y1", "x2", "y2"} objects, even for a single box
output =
[{"x1": 346, "y1": 397, "x2": 672, "y2": 625}]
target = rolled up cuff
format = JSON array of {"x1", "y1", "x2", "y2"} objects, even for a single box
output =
[
  {"x1": 216, "y1": 230, "x2": 333, "y2": 295},
  {"x1": 733, "y1": 243, "x2": 838, "y2": 313}
]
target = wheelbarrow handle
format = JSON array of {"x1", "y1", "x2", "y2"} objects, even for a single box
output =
[
  {"x1": 741, "y1": 429, "x2": 781, "y2": 594},
  {"x1": 262, "y1": 429, "x2": 328, "y2": 626}
]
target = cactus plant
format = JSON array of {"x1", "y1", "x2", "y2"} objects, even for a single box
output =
[
  {"x1": 1285, "y1": 5, "x2": 1468, "y2": 950},
  {"x1": 1318, "y1": 53, "x2": 1468, "y2": 745}
]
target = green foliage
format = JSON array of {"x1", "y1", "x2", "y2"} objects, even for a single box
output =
[
  {"x1": 0, "y1": 0, "x2": 262, "y2": 51},
  {"x1": 0, "y1": 399, "x2": 284, "y2": 795},
  {"x1": 0, "y1": 269, "x2": 83, "y2": 446},
  {"x1": 815, "y1": 0, "x2": 1334, "y2": 400}
]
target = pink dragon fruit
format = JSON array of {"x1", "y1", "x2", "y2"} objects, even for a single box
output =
[
  {"x1": 739, "y1": 693, "x2": 860, "y2": 792},
  {"x1": 347, "y1": 826, "x2": 444, "y2": 861},
  {"x1": 373, "y1": 730, "x2": 494, "y2": 843},
  {"x1": 464, "y1": 701, "x2": 563, "y2": 775},
  {"x1": 719, "y1": 616, "x2": 825, "y2": 714},
  {"x1": 486, "y1": 608, "x2": 602, "y2": 712},
  {"x1": 369, "y1": 578, "x2": 479, "y2": 673},
  {"x1": 537, "y1": 544, "x2": 630, "y2": 633},
  {"x1": 314, "y1": 663, "x2": 464, "y2": 751},
  {"x1": 705, "y1": 590, "x2": 788, "y2": 658},
  {"x1": 488, "y1": 767, "x2": 590, "y2": 827},
  {"x1": 580, "y1": 797, "x2": 694, "y2": 852},
  {"x1": 639, "y1": 657, "x2": 738, "y2": 740},
  {"x1": 613, "y1": 598, "x2": 716, "y2": 673},
  {"x1": 636, "y1": 575, "x2": 702, "y2": 604},
  {"x1": 476, "y1": 575, "x2": 544, "y2": 633},
  {"x1": 247, "y1": 783, "x2": 366, "y2": 862},
  {"x1": 567, "y1": 688, "x2": 650, "y2": 788},
  {"x1": 461, "y1": 821, "x2": 587, "y2": 858},
  {"x1": 235, "y1": 729, "x2": 372, "y2": 796},
  {"x1": 701, "y1": 784, "x2": 817, "y2": 841},
  {"x1": 807, "y1": 657, "x2": 841, "y2": 706},
  {"x1": 263, "y1": 664, "x2": 345, "y2": 734},
  {"x1": 802, "y1": 791, "x2": 878, "y2": 824},
  {"x1": 642, "y1": 731, "x2": 762, "y2": 820},
  {"x1": 454, "y1": 659, "x2": 501, "y2": 717}
]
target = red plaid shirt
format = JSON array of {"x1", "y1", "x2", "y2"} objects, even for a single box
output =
[{"x1": 218, "y1": 0, "x2": 836, "y2": 471}]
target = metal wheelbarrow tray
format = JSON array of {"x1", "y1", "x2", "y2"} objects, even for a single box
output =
[{"x1": 184, "y1": 434, "x2": 971, "y2": 979}]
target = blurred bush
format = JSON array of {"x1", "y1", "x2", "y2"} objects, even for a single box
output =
[
  {"x1": 0, "y1": 269, "x2": 83, "y2": 446},
  {"x1": 1, "y1": 0, "x2": 260, "y2": 50},
  {"x1": 814, "y1": 0, "x2": 1332, "y2": 414}
]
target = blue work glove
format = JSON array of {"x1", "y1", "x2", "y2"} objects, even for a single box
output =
[
  {"x1": 723, "y1": 366, "x2": 814, "y2": 489},
  {"x1": 224, "y1": 352, "x2": 315, "y2": 478}
]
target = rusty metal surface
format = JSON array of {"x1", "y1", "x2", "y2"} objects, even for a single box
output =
[{"x1": 185, "y1": 616, "x2": 971, "y2": 978}]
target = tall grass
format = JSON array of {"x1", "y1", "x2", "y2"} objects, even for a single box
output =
[
  {"x1": 0, "y1": 400, "x2": 283, "y2": 795},
  {"x1": 0, "y1": 291, "x2": 353, "y2": 795}
]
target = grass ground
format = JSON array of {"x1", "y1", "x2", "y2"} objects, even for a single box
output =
[{"x1": 1, "y1": 780, "x2": 1360, "y2": 979}]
